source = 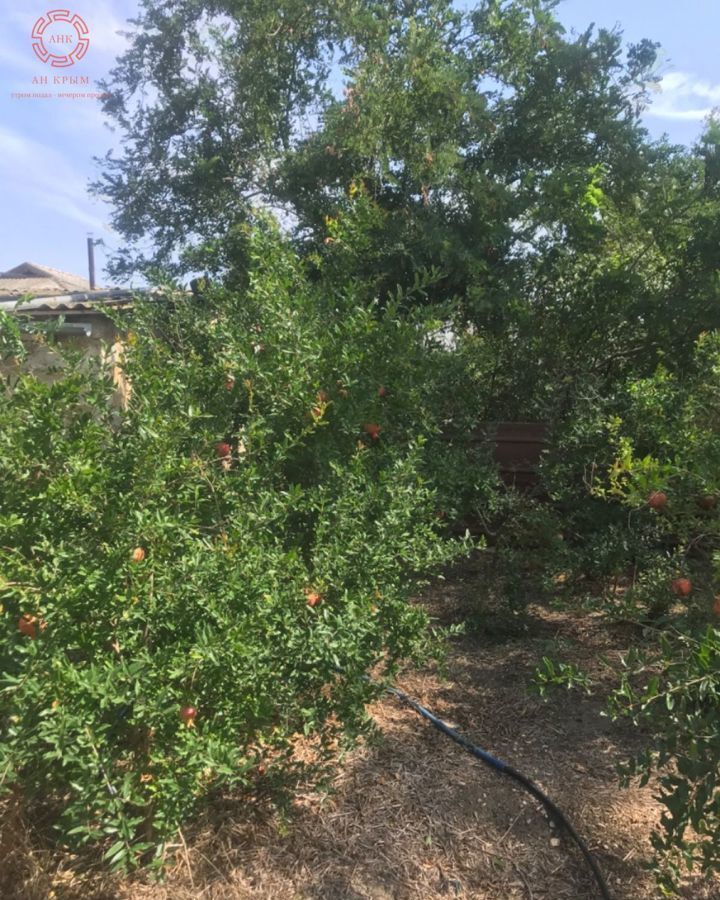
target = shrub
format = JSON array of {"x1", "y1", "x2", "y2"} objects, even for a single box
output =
[
  {"x1": 0, "y1": 309, "x2": 25, "y2": 361},
  {"x1": 610, "y1": 627, "x2": 720, "y2": 894},
  {"x1": 0, "y1": 221, "x2": 473, "y2": 871},
  {"x1": 594, "y1": 333, "x2": 720, "y2": 891},
  {"x1": 528, "y1": 333, "x2": 720, "y2": 892}
]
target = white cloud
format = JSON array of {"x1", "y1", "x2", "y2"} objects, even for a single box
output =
[{"x1": 648, "y1": 72, "x2": 720, "y2": 122}]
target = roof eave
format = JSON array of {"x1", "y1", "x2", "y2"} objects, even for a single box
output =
[{"x1": 0, "y1": 289, "x2": 145, "y2": 314}]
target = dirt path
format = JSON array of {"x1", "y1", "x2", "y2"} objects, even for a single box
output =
[{"x1": 6, "y1": 560, "x2": 720, "y2": 899}]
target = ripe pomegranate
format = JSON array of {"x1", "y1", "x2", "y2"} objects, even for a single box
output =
[
  {"x1": 305, "y1": 589, "x2": 322, "y2": 608},
  {"x1": 698, "y1": 495, "x2": 718, "y2": 511},
  {"x1": 671, "y1": 577, "x2": 692, "y2": 597},
  {"x1": 378, "y1": 386, "x2": 388, "y2": 398},
  {"x1": 363, "y1": 423, "x2": 381, "y2": 441},
  {"x1": 215, "y1": 441, "x2": 232, "y2": 459},
  {"x1": 17, "y1": 614, "x2": 45, "y2": 639},
  {"x1": 131, "y1": 547, "x2": 145, "y2": 563},
  {"x1": 648, "y1": 491, "x2": 668, "y2": 510},
  {"x1": 224, "y1": 376, "x2": 236, "y2": 391},
  {"x1": 180, "y1": 706, "x2": 197, "y2": 726}
]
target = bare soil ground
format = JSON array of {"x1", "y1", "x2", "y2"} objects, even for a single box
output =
[{"x1": 4, "y1": 554, "x2": 720, "y2": 899}]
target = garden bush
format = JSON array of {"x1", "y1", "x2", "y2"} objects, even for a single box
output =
[
  {"x1": 598, "y1": 334, "x2": 720, "y2": 891},
  {"x1": 535, "y1": 333, "x2": 720, "y2": 892},
  {"x1": 0, "y1": 221, "x2": 476, "y2": 871}
]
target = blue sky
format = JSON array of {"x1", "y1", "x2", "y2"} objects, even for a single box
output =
[{"x1": 0, "y1": 0, "x2": 715, "y2": 284}]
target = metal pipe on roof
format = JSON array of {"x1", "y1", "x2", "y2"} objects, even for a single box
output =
[{"x1": 87, "y1": 236, "x2": 97, "y2": 290}]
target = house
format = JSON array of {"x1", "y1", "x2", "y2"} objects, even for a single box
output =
[
  {"x1": 0, "y1": 261, "x2": 137, "y2": 407},
  {"x1": 0, "y1": 261, "x2": 135, "y2": 334}
]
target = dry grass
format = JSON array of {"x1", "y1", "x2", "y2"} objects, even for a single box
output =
[{"x1": 3, "y1": 555, "x2": 720, "y2": 899}]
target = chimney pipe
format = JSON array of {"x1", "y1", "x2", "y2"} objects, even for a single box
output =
[{"x1": 87, "y1": 235, "x2": 97, "y2": 290}]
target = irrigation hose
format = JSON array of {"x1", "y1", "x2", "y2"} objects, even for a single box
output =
[{"x1": 381, "y1": 683, "x2": 613, "y2": 900}]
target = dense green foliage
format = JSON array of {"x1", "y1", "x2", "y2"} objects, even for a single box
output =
[
  {"x1": 599, "y1": 336, "x2": 720, "y2": 891},
  {"x1": 96, "y1": 0, "x2": 720, "y2": 416},
  {"x1": 526, "y1": 336, "x2": 720, "y2": 892},
  {"x1": 0, "y1": 223, "x2": 481, "y2": 870},
  {"x1": 95, "y1": 1, "x2": 658, "y2": 289},
  {"x1": 5, "y1": 0, "x2": 720, "y2": 891}
]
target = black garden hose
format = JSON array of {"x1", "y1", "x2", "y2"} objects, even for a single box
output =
[{"x1": 382, "y1": 682, "x2": 613, "y2": 900}]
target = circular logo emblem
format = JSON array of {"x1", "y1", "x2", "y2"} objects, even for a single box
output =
[{"x1": 31, "y1": 10, "x2": 90, "y2": 68}]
